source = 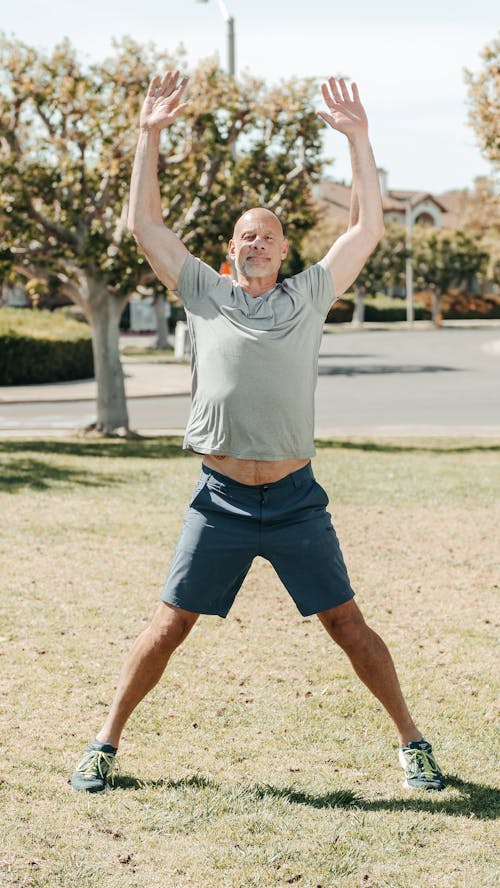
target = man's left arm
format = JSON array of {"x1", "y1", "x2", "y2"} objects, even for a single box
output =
[{"x1": 318, "y1": 77, "x2": 385, "y2": 297}]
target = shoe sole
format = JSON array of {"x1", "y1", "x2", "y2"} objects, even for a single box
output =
[
  {"x1": 70, "y1": 779, "x2": 109, "y2": 793},
  {"x1": 402, "y1": 778, "x2": 445, "y2": 791}
]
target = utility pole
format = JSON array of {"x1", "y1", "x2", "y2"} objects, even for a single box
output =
[
  {"x1": 405, "y1": 201, "x2": 414, "y2": 326},
  {"x1": 195, "y1": 0, "x2": 236, "y2": 77}
]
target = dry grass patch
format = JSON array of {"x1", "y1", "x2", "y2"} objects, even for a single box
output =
[{"x1": 0, "y1": 437, "x2": 499, "y2": 887}]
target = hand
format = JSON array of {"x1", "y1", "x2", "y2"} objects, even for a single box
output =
[
  {"x1": 317, "y1": 77, "x2": 368, "y2": 141},
  {"x1": 140, "y1": 70, "x2": 189, "y2": 132}
]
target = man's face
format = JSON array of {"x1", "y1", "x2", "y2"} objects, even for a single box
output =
[{"x1": 228, "y1": 209, "x2": 289, "y2": 281}]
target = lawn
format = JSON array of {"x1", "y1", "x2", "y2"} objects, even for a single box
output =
[{"x1": 0, "y1": 437, "x2": 498, "y2": 888}]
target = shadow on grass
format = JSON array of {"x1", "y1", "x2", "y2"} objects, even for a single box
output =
[
  {"x1": 112, "y1": 773, "x2": 499, "y2": 820},
  {"x1": 252, "y1": 776, "x2": 500, "y2": 820},
  {"x1": 1, "y1": 438, "x2": 499, "y2": 464},
  {"x1": 0, "y1": 457, "x2": 125, "y2": 493},
  {"x1": 114, "y1": 774, "x2": 213, "y2": 792},
  {"x1": 0, "y1": 437, "x2": 188, "y2": 461},
  {"x1": 314, "y1": 439, "x2": 500, "y2": 454},
  {"x1": 0, "y1": 437, "x2": 194, "y2": 492}
]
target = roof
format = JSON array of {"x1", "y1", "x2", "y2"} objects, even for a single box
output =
[
  {"x1": 314, "y1": 180, "x2": 448, "y2": 224},
  {"x1": 388, "y1": 191, "x2": 448, "y2": 212}
]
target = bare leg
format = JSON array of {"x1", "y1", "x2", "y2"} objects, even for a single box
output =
[
  {"x1": 317, "y1": 599, "x2": 422, "y2": 746},
  {"x1": 95, "y1": 602, "x2": 199, "y2": 749}
]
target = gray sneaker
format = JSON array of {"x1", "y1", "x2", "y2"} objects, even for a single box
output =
[
  {"x1": 71, "y1": 741, "x2": 117, "y2": 792},
  {"x1": 399, "y1": 740, "x2": 445, "y2": 791}
]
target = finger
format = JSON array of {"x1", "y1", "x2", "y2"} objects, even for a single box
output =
[
  {"x1": 351, "y1": 82, "x2": 360, "y2": 103},
  {"x1": 170, "y1": 101, "x2": 189, "y2": 122},
  {"x1": 175, "y1": 76, "x2": 189, "y2": 98},
  {"x1": 328, "y1": 76, "x2": 342, "y2": 103},
  {"x1": 159, "y1": 69, "x2": 178, "y2": 95},
  {"x1": 338, "y1": 78, "x2": 351, "y2": 102},
  {"x1": 322, "y1": 82, "x2": 339, "y2": 110},
  {"x1": 147, "y1": 75, "x2": 160, "y2": 97},
  {"x1": 316, "y1": 110, "x2": 335, "y2": 127}
]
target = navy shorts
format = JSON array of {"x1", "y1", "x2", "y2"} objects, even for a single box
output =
[{"x1": 161, "y1": 462, "x2": 355, "y2": 618}]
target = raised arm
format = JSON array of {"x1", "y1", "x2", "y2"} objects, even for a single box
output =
[
  {"x1": 128, "y1": 71, "x2": 190, "y2": 291},
  {"x1": 317, "y1": 77, "x2": 385, "y2": 297}
]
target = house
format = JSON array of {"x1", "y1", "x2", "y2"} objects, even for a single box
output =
[{"x1": 314, "y1": 168, "x2": 448, "y2": 229}]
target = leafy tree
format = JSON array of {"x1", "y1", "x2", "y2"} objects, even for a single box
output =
[
  {"x1": 412, "y1": 228, "x2": 489, "y2": 324},
  {"x1": 301, "y1": 210, "x2": 408, "y2": 325},
  {"x1": 464, "y1": 35, "x2": 500, "y2": 169},
  {"x1": 445, "y1": 177, "x2": 500, "y2": 287},
  {"x1": 0, "y1": 36, "x2": 324, "y2": 434},
  {"x1": 351, "y1": 223, "x2": 407, "y2": 324}
]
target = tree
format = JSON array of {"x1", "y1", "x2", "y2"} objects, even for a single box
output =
[
  {"x1": 442, "y1": 177, "x2": 500, "y2": 288},
  {"x1": 0, "y1": 36, "x2": 325, "y2": 434},
  {"x1": 351, "y1": 224, "x2": 407, "y2": 325},
  {"x1": 0, "y1": 36, "x2": 174, "y2": 433},
  {"x1": 412, "y1": 228, "x2": 489, "y2": 324},
  {"x1": 464, "y1": 35, "x2": 500, "y2": 169}
]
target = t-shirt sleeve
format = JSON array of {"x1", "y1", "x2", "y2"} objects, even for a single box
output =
[
  {"x1": 289, "y1": 261, "x2": 337, "y2": 318},
  {"x1": 174, "y1": 253, "x2": 225, "y2": 310}
]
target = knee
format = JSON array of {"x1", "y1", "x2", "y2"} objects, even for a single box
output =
[
  {"x1": 317, "y1": 600, "x2": 371, "y2": 654},
  {"x1": 148, "y1": 603, "x2": 198, "y2": 653}
]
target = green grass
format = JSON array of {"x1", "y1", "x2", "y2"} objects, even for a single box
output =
[
  {"x1": 0, "y1": 437, "x2": 499, "y2": 887},
  {"x1": 0, "y1": 307, "x2": 91, "y2": 341},
  {"x1": 120, "y1": 346, "x2": 182, "y2": 362}
]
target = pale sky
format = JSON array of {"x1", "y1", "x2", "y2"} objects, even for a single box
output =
[{"x1": 2, "y1": 0, "x2": 497, "y2": 193}]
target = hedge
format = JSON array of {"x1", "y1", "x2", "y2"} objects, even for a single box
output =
[
  {"x1": 325, "y1": 300, "x2": 431, "y2": 323},
  {"x1": 326, "y1": 294, "x2": 500, "y2": 324},
  {"x1": 0, "y1": 307, "x2": 94, "y2": 385}
]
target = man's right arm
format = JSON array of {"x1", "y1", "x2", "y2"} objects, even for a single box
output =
[{"x1": 128, "y1": 72, "x2": 189, "y2": 291}]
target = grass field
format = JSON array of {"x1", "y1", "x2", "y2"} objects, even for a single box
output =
[{"x1": 0, "y1": 436, "x2": 498, "y2": 888}]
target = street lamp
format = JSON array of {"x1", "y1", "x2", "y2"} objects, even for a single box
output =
[
  {"x1": 405, "y1": 200, "x2": 414, "y2": 327},
  {"x1": 195, "y1": 0, "x2": 236, "y2": 77}
]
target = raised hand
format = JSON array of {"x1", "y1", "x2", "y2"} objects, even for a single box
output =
[
  {"x1": 140, "y1": 70, "x2": 189, "y2": 132},
  {"x1": 317, "y1": 77, "x2": 368, "y2": 141}
]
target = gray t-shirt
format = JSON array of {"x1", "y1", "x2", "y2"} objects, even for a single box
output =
[{"x1": 175, "y1": 253, "x2": 336, "y2": 460}]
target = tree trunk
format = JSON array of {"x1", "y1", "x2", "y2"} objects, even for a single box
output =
[
  {"x1": 430, "y1": 287, "x2": 442, "y2": 327},
  {"x1": 87, "y1": 280, "x2": 130, "y2": 435},
  {"x1": 352, "y1": 288, "x2": 366, "y2": 327},
  {"x1": 153, "y1": 293, "x2": 170, "y2": 350}
]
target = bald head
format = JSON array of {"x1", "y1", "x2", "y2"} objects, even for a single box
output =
[{"x1": 233, "y1": 207, "x2": 284, "y2": 240}]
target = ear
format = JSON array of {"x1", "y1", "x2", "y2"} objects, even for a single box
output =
[
  {"x1": 228, "y1": 238, "x2": 235, "y2": 259},
  {"x1": 281, "y1": 237, "x2": 289, "y2": 259}
]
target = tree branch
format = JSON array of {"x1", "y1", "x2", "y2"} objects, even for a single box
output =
[{"x1": 25, "y1": 199, "x2": 79, "y2": 249}]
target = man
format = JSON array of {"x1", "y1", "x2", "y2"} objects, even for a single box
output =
[{"x1": 71, "y1": 71, "x2": 444, "y2": 793}]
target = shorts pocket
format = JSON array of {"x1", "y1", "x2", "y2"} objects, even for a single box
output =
[
  {"x1": 189, "y1": 475, "x2": 209, "y2": 507},
  {"x1": 311, "y1": 480, "x2": 330, "y2": 508}
]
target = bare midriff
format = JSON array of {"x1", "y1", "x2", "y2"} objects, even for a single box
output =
[{"x1": 202, "y1": 454, "x2": 310, "y2": 486}]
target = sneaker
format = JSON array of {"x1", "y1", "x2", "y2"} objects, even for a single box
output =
[
  {"x1": 399, "y1": 739, "x2": 445, "y2": 791},
  {"x1": 70, "y1": 741, "x2": 117, "y2": 793}
]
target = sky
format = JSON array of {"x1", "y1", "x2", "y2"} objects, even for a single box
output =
[{"x1": 2, "y1": 0, "x2": 497, "y2": 193}]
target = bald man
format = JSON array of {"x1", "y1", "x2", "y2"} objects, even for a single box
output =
[{"x1": 71, "y1": 71, "x2": 444, "y2": 793}]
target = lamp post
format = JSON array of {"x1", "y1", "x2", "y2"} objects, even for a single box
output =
[
  {"x1": 195, "y1": 0, "x2": 236, "y2": 77},
  {"x1": 405, "y1": 200, "x2": 414, "y2": 326}
]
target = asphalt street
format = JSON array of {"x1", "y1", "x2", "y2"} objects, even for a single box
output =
[{"x1": 1, "y1": 327, "x2": 499, "y2": 436}]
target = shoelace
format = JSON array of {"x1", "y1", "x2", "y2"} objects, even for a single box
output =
[
  {"x1": 78, "y1": 750, "x2": 116, "y2": 780},
  {"x1": 406, "y1": 748, "x2": 439, "y2": 779}
]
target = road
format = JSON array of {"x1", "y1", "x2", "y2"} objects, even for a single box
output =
[{"x1": 1, "y1": 327, "x2": 499, "y2": 435}]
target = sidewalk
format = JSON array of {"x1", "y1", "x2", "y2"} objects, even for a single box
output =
[{"x1": 0, "y1": 358, "x2": 191, "y2": 404}]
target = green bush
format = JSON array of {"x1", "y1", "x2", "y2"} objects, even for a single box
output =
[
  {"x1": 326, "y1": 291, "x2": 500, "y2": 324},
  {"x1": 0, "y1": 307, "x2": 93, "y2": 385},
  {"x1": 326, "y1": 299, "x2": 354, "y2": 323},
  {"x1": 325, "y1": 297, "x2": 430, "y2": 324},
  {"x1": 364, "y1": 303, "x2": 430, "y2": 322}
]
